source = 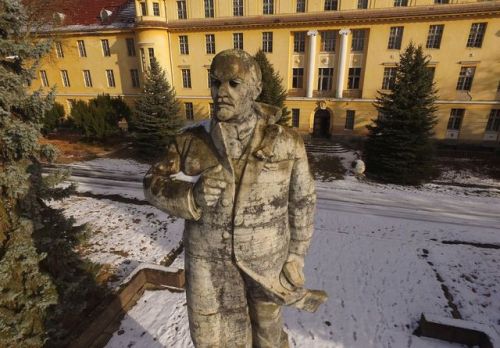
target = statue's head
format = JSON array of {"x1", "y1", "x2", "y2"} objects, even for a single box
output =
[{"x1": 210, "y1": 49, "x2": 262, "y2": 122}]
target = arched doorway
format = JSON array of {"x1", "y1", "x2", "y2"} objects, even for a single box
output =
[{"x1": 312, "y1": 109, "x2": 331, "y2": 138}]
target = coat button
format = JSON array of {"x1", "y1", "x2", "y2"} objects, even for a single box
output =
[
  {"x1": 234, "y1": 216, "x2": 243, "y2": 226},
  {"x1": 221, "y1": 198, "x2": 231, "y2": 207},
  {"x1": 222, "y1": 231, "x2": 231, "y2": 239}
]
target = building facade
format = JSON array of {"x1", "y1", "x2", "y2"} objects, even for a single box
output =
[{"x1": 32, "y1": 0, "x2": 500, "y2": 143}]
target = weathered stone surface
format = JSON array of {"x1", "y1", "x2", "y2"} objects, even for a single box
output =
[{"x1": 144, "y1": 49, "x2": 327, "y2": 347}]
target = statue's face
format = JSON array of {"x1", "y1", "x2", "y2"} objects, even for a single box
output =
[{"x1": 210, "y1": 56, "x2": 261, "y2": 122}]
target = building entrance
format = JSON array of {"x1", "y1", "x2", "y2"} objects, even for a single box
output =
[{"x1": 312, "y1": 109, "x2": 331, "y2": 138}]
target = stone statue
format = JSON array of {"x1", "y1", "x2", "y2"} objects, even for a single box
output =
[{"x1": 144, "y1": 49, "x2": 327, "y2": 347}]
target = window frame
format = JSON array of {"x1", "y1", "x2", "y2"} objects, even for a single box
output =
[
  {"x1": 77, "y1": 40, "x2": 87, "y2": 57},
  {"x1": 182, "y1": 68, "x2": 192, "y2": 88},
  {"x1": 292, "y1": 108, "x2": 300, "y2": 128},
  {"x1": 126, "y1": 38, "x2": 136, "y2": 56},
  {"x1": 148, "y1": 47, "x2": 155, "y2": 66},
  {"x1": 131, "y1": 69, "x2": 140, "y2": 88},
  {"x1": 101, "y1": 39, "x2": 111, "y2": 57},
  {"x1": 263, "y1": 0, "x2": 274, "y2": 15},
  {"x1": 106, "y1": 69, "x2": 116, "y2": 87},
  {"x1": 388, "y1": 26, "x2": 404, "y2": 50},
  {"x1": 294, "y1": 32, "x2": 306, "y2": 53},
  {"x1": 393, "y1": 0, "x2": 408, "y2": 6},
  {"x1": 486, "y1": 109, "x2": 500, "y2": 132},
  {"x1": 185, "y1": 102, "x2": 194, "y2": 120},
  {"x1": 61, "y1": 70, "x2": 70, "y2": 87},
  {"x1": 233, "y1": 0, "x2": 244, "y2": 16},
  {"x1": 40, "y1": 70, "x2": 49, "y2": 87},
  {"x1": 357, "y1": 0, "x2": 368, "y2": 9},
  {"x1": 320, "y1": 31, "x2": 336, "y2": 52},
  {"x1": 426, "y1": 24, "x2": 444, "y2": 49},
  {"x1": 204, "y1": 0, "x2": 215, "y2": 18},
  {"x1": 262, "y1": 32, "x2": 273, "y2": 53},
  {"x1": 83, "y1": 70, "x2": 92, "y2": 87},
  {"x1": 447, "y1": 109, "x2": 465, "y2": 130},
  {"x1": 206, "y1": 34, "x2": 216, "y2": 54},
  {"x1": 179, "y1": 35, "x2": 189, "y2": 55},
  {"x1": 292, "y1": 68, "x2": 304, "y2": 89},
  {"x1": 324, "y1": 0, "x2": 338, "y2": 11},
  {"x1": 140, "y1": 2, "x2": 147, "y2": 15},
  {"x1": 177, "y1": 0, "x2": 187, "y2": 19},
  {"x1": 317, "y1": 67, "x2": 334, "y2": 91},
  {"x1": 345, "y1": 110, "x2": 355, "y2": 130},
  {"x1": 348, "y1": 68, "x2": 362, "y2": 89},
  {"x1": 466, "y1": 23, "x2": 487, "y2": 48},
  {"x1": 296, "y1": 0, "x2": 306, "y2": 12},
  {"x1": 55, "y1": 41, "x2": 64, "y2": 58},
  {"x1": 456, "y1": 66, "x2": 475, "y2": 91},
  {"x1": 153, "y1": 2, "x2": 160, "y2": 16},
  {"x1": 233, "y1": 33, "x2": 244, "y2": 49},
  {"x1": 351, "y1": 29, "x2": 365, "y2": 51},
  {"x1": 382, "y1": 67, "x2": 397, "y2": 90}
]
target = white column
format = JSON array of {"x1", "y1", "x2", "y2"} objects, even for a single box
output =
[
  {"x1": 306, "y1": 30, "x2": 318, "y2": 98},
  {"x1": 336, "y1": 29, "x2": 351, "y2": 99}
]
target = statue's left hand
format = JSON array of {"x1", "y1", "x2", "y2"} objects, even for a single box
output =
[{"x1": 281, "y1": 253, "x2": 305, "y2": 288}]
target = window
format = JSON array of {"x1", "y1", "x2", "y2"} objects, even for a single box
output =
[
  {"x1": 263, "y1": 0, "x2": 274, "y2": 14},
  {"x1": 324, "y1": 0, "x2": 338, "y2": 11},
  {"x1": 320, "y1": 31, "x2": 336, "y2": 52},
  {"x1": 153, "y1": 2, "x2": 160, "y2": 15},
  {"x1": 292, "y1": 109, "x2": 300, "y2": 127},
  {"x1": 486, "y1": 109, "x2": 500, "y2": 132},
  {"x1": 140, "y1": 2, "x2": 147, "y2": 15},
  {"x1": 427, "y1": 66, "x2": 436, "y2": 82},
  {"x1": 179, "y1": 36, "x2": 189, "y2": 54},
  {"x1": 207, "y1": 69, "x2": 212, "y2": 88},
  {"x1": 101, "y1": 39, "x2": 111, "y2": 56},
  {"x1": 467, "y1": 23, "x2": 487, "y2": 48},
  {"x1": 262, "y1": 32, "x2": 273, "y2": 53},
  {"x1": 351, "y1": 29, "x2": 365, "y2": 51},
  {"x1": 131, "y1": 69, "x2": 140, "y2": 88},
  {"x1": 317, "y1": 68, "x2": 333, "y2": 91},
  {"x1": 357, "y1": 0, "x2": 368, "y2": 9},
  {"x1": 182, "y1": 69, "x2": 192, "y2": 88},
  {"x1": 294, "y1": 32, "x2": 306, "y2": 53},
  {"x1": 77, "y1": 40, "x2": 86, "y2": 57},
  {"x1": 234, "y1": 33, "x2": 244, "y2": 49},
  {"x1": 434, "y1": 0, "x2": 449, "y2": 3},
  {"x1": 447, "y1": 109, "x2": 464, "y2": 130},
  {"x1": 106, "y1": 69, "x2": 116, "y2": 87},
  {"x1": 209, "y1": 103, "x2": 215, "y2": 118},
  {"x1": 393, "y1": 0, "x2": 408, "y2": 6},
  {"x1": 296, "y1": 0, "x2": 306, "y2": 12},
  {"x1": 204, "y1": 0, "x2": 214, "y2": 17},
  {"x1": 126, "y1": 38, "x2": 136, "y2": 56},
  {"x1": 61, "y1": 70, "x2": 70, "y2": 87},
  {"x1": 382, "y1": 67, "x2": 397, "y2": 90},
  {"x1": 348, "y1": 68, "x2": 361, "y2": 89},
  {"x1": 140, "y1": 48, "x2": 146, "y2": 68},
  {"x1": 388, "y1": 26, "x2": 404, "y2": 49},
  {"x1": 185, "y1": 102, "x2": 194, "y2": 120},
  {"x1": 233, "y1": 0, "x2": 244, "y2": 16},
  {"x1": 40, "y1": 70, "x2": 49, "y2": 87},
  {"x1": 177, "y1": 0, "x2": 187, "y2": 19},
  {"x1": 456, "y1": 67, "x2": 475, "y2": 91},
  {"x1": 345, "y1": 110, "x2": 355, "y2": 130},
  {"x1": 55, "y1": 41, "x2": 64, "y2": 58},
  {"x1": 83, "y1": 70, "x2": 92, "y2": 87},
  {"x1": 292, "y1": 68, "x2": 304, "y2": 88},
  {"x1": 426, "y1": 25, "x2": 444, "y2": 49},
  {"x1": 148, "y1": 47, "x2": 155, "y2": 65},
  {"x1": 206, "y1": 34, "x2": 215, "y2": 54}
]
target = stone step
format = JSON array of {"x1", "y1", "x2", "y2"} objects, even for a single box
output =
[{"x1": 305, "y1": 142, "x2": 350, "y2": 154}]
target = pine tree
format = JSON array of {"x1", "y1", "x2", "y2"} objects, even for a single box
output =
[
  {"x1": 133, "y1": 57, "x2": 184, "y2": 157},
  {"x1": 1, "y1": 2, "x2": 105, "y2": 346},
  {"x1": 0, "y1": 1, "x2": 58, "y2": 345},
  {"x1": 364, "y1": 42, "x2": 438, "y2": 185},
  {"x1": 254, "y1": 50, "x2": 291, "y2": 126}
]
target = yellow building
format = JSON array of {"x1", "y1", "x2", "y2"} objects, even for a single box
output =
[{"x1": 32, "y1": 0, "x2": 500, "y2": 144}]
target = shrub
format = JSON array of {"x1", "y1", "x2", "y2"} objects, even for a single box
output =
[{"x1": 42, "y1": 102, "x2": 65, "y2": 134}]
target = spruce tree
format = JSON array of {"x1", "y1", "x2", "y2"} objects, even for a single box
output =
[
  {"x1": 133, "y1": 57, "x2": 183, "y2": 157},
  {"x1": 0, "y1": 1, "x2": 58, "y2": 345},
  {"x1": 364, "y1": 42, "x2": 438, "y2": 185},
  {"x1": 254, "y1": 50, "x2": 291, "y2": 126}
]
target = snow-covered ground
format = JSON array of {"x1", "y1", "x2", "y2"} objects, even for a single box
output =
[{"x1": 47, "y1": 155, "x2": 500, "y2": 348}]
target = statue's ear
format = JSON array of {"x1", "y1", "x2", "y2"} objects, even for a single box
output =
[{"x1": 252, "y1": 81, "x2": 262, "y2": 100}]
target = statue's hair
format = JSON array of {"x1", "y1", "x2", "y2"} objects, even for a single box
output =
[{"x1": 210, "y1": 49, "x2": 262, "y2": 86}]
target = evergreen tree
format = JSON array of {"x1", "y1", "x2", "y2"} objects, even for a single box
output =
[
  {"x1": 254, "y1": 50, "x2": 291, "y2": 126},
  {"x1": 133, "y1": 57, "x2": 183, "y2": 156},
  {"x1": 0, "y1": 2, "x2": 105, "y2": 346},
  {"x1": 364, "y1": 42, "x2": 438, "y2": 185}
]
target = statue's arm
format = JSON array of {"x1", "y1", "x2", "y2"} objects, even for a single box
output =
[
  {"x1": 143, "y1": 141, "x2": 202, "y2": 221},
  {"x1": 288, "y1": 136, "x2": 316, "y2": 258}
]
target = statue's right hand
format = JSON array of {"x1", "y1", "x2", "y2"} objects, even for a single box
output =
[{"x1": 193, "y1": 165, "x2": 227, "y2": 207}]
